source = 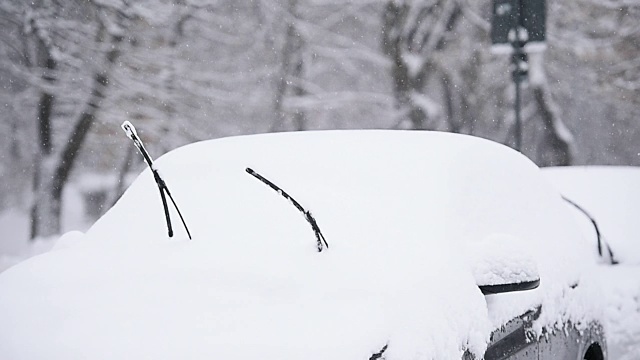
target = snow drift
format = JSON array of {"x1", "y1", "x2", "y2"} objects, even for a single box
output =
[{"x1": 0, "y1": 130, "x2": 597, "y2": 359}]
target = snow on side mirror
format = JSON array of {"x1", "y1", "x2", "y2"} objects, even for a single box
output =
[{"x1": 466, "y1": 234, "x2": 540, "y2": 295}]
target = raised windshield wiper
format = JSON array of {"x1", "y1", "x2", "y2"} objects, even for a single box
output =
[
  {"x1": 561, "y1": 196, "x2": 617, "y2": 265},
  {"x1": 121, "y1": 121, "x2": 192, "y2": 240},
  {"x1": 246, "y1": 167, "x2": 328, "y2": 252}
]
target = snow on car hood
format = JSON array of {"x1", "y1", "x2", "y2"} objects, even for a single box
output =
[{"x1": 0, "y1": 131, "x2": 596, "y2": 359}]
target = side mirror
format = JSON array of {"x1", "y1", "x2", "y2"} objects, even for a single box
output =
[{"x1": 467, "y1": 234, "x2": 540, "y2": 295}]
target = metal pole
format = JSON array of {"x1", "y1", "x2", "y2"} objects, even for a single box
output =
[
  {"x1": 510, "y1": 0, "x2": 525, "y2": 153},
  {"x1": 513, "y1": 49, "x2": 522, "y2": 152}
]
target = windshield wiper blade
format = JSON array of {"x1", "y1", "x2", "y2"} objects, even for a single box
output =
[
  {"x1": 562, "y1": 196, "x2": 617, "y2": 265},
  {"x1": 369, "y1": 344, "x2": 388, "y2": 360},
  {"x1": 121, "y1": 121, "x2": 192, "y2": 240},
  {"x1": 246, "y1": 167, "x2": 328, "y2": 252}
]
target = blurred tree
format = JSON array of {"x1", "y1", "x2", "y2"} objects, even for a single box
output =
[
  {"x1": 270, "y1": 0, "x2": 309, "y2": 132},
  {"x1": 379, "y1": 0, "x2": 513, "y2": 138},
  {"x1": 540, "y1": 0, "x2": 639, "y2": 165},
  {"x1": 528, "y1": 52, "x2": 575, "y2": 166},
  {"x1": 555, "y1": 0, "x2": 640, "y2": 103},
  {"x1": 0, "y1": 0, "x2": 639, "y2": 240},
  {"x1": 379, "y1": 0, "x2": 578, "y2": 165},
  {"x1": 0, "y1": 0, "x2": 130, "y2": 238},
  {"x1": 381, "y1": 0, "x2": 461, "y2": 130}
]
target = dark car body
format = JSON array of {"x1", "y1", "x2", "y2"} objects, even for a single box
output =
[{"x1": 479, "y1": 307, "x2": 605, "y2": 360}]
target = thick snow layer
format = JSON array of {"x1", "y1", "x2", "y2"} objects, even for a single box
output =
[
  {"x1": 595, "y1": 266, "x2": 640, "y2": 360},
  {"x1": 0, "y1": 214, "x2": 54, "y2": 273},
  {"x1": 466, "y1": 233, "x2": 539, "y2": 287},
  {"x1": 542, "y1": 166, "x2": 640, "y2": 264},
  {"x1": 0, "y1": 131, "x2": 597, "y2": 359},
  {"x1": 543, "y1": 166, "x2": 640, "y2": 359}
]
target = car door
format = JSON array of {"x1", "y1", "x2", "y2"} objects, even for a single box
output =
[
  {"x1": 483, "y1": 308, "x2": 540, "y2": 360},
  {"x1": 537, "y1": 325, "x2": 581, "y2": 359},
  {"x1": 483, "y1": 305, "x2": 605, "y2": 360},
  {"x1": 538, "y1": 321, "x2": 605, "y2": 360}
]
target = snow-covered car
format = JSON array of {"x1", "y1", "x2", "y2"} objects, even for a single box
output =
[
  {"x1": 542, "y1": 166, "x2": 640, "y2": 360},
  {"x1": 0, "y1": 130, "x2": 606, "y2": 360}
]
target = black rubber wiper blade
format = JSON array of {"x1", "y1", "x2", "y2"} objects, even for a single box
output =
[
  {"x1": 246, "y1": 167, "x2": 328, "y2": 252},
  {"x1": 369, "y1": 344, "x2": 388, "y2": 360},
  {"x1": 562, "y1": 195, "x2": 617, "y2": 265},
  {"x1": 121, "y1": 121, "x2": 192, "y2": 240}
]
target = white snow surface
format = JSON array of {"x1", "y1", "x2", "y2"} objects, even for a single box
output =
[
  {"x1": 0, "y1": 131, "x2": 597, "y2": 359},
  {"x1": 543, "y1": 166, "x2": 640, "y2": 360},
  {"x1": 542, "y1": 166, "x2": 640, "y2": 264},
  {"x1": 466, "y1": 233, "x2": 539, "y2": 287}
]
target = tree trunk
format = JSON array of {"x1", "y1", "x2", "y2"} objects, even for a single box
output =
[
  {"x1": 270, "y1": 0, "x2": 307, "y2": 132},
  {"x1": 529, "y1": 52, "x2": 575, "y2": 166},
  {"x1": 382, "y1": 1, "x2": 428, "y2": 129},
  {"x1": 30, "y1": 28, "x2": 57, "y2": 239},
  {"x1": 381, "y1": 0, "x2": 460, "y2": 130},
  {"x1": 108, "y1": 145, "x2": 136, "y2": 209},
  {"x1": 30, "y1": 19, "x2": 124, "y2": 239}
]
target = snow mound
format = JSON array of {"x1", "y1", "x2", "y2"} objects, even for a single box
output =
[
  {"x1": 543, "y1": 166, "x2": 640, "y2": 359},
  {"x1": 542, "y1": 166, "x2": 640, "y2": 265},
  {"x1": 0, "y1": 131, "x2": 596, "y2": 359}
]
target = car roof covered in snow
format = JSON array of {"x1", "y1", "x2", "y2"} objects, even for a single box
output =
[{"x1": 0, "y1": 130, "x2": 595, "y2": 360}]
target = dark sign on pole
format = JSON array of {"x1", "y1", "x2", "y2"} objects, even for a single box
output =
[
  {"x1": 490, "y1": 0, "x2": 546, "y2": 153},
  {"x1": 491, "y1": 0, "x2": 518, "y2": 45},
  {"x1": 521, "y1": 1, "x2": 546, "y2": 43},
  {"x1": 491, "y1": 0, "x2": 546, "y2": 50}
]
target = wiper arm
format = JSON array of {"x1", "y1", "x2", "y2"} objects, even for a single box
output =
[
  {"x1": 562, "y1": 196, "x2": 617, "y2": 265},
  {"x1": 121, "y1": 121, "x2": 192, "y2": 240},
  {"x1": 246, "y1": 167, "x2": 328, "y2": 252}
]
